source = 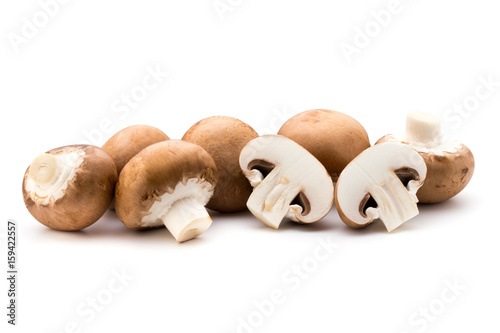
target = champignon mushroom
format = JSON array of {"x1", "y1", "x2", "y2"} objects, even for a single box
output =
[
  {"x1": 376, "y1": 111, "x2": 475, "y2": 203},
  {"x1": 102, "y1": 124, "x2": 169, "y2": 175},
  {"x1": 102, "y1": 125, "x2": 169, "y2": 209},
  {"x1": 22, "y1": 145, "x2": 117, "y2": 231},
  {"x1": 239, "y1": 135, "x2": 334, "y2": 229},
  {"x1": 278, "y1": 109, "x2": 371, "y2": 182},
  {"x1": 114, "y1": 140, "x2": 217, "y2": 242},
  {"x1": 335, "y1": 142, "x2": 427, "y2": 232},
  {"x1": 182, "y1": 116, "x2": 258, "y2": 212}
]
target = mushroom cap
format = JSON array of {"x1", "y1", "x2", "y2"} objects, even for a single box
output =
[
  {"x1": 115, "y1": 140, "x2": 217, "y2": 230},
  {"x1": 22, "y1": 145, "x2": 117, "y2": 231},
  {"x1": 182, "y1": 116, "x2": 258, "y2": 212},
  {"x1": 240, "y1": 135, "x2": 334, "y2": 223},
  {"x1": 278, "y1": 109, "x2": 370, "y2": 181},
  {"x1": 335, "y1": 142, "x2": 427, "y2": 229},
  {"x1": 376, "y1": 134, "x2": 475, "y2": 203},
  {"x1": 102, "y1": 124, "x2": 169, "y2": 175}
]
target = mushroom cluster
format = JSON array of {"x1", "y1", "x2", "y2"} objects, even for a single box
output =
[{"x1": 22, "y1": 110, "x2": 474, "y2": 241}]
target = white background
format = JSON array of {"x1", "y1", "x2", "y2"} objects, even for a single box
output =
[{"x1": 1, "y1": 1, "x2": 499, "y2": 332}]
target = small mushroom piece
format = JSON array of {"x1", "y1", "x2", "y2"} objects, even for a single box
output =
[
  {"x1": 22, "y1": 145, "x2": 117, "y2": 231},
  {"x1": 114, "y1": 140, "x2": 217, "y2": 242},
  {"x1": 102, "y1": 125, "x2": 169, "y2": 175},
  {"x1": 182, "y1": 116, "x2": 258, "y2": 212},
  {"x1": 239, "y1": 135, "x2": 334, "y2": 229},
  {"x1": 335, "y1": 142, "x2": 427, "y2": 232},
  {"x1": 278, "y1": 109, "x2": 371, "y2": 182},
  {"x1": 376, "y1": 111, "x2": 475, "y2": 203}
]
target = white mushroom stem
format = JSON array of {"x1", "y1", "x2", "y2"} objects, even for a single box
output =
[
  {"x1": 406, "y1": 111, "x2": 443, "y2": 145},
  {"x1": 366, "y1": 173, "x2": 419, "y2": 232},
  {"x1": 29, "y1": 153, "x2": 59, "y2": 185},
  {"x1": 160, "y1": 196, "x2": 212, "y2": 243},
  {"x1": 25, "y1": 149, "x2": 86, "y2": 205},
  {"x1": 142, "y1": 179, "x2": 215, "y2": 242},
  {"x1": 246, "y1": 168, "x2": 303, "y2": 229}
]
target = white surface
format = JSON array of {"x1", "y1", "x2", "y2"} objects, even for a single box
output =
[{"x1": 0, "y1": 1, "x2": 498, "y2": 332}]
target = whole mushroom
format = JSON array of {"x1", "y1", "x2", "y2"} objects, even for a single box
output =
[
  {"x1": 239, "y1": 135, "x2": 334, "y2": 229},
  {"x1": 102, "y1": 124, "x2": 169, "y2": 175},
  {"x1": 278, "y1": 109, "x2": 371, "y2": 182},
  {"x1": 182, "y1": 116, "x2": 258, "y2": 212},
  {"x1": 115, "y1": 140, "x2": 218, "y2": 242},
  {"x1": 335, "y1": 142, "x2": 427, "y2": 232},
  {"x1": 376, "y1": 111, "x2": 475, "y2": 203},
  {"x1": 22, "y1": 145, "x2": 117, "y2": 231}
]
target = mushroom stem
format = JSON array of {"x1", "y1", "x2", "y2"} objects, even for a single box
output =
[
  {"x1": 29, "y1": 153, "x2": 58, "y2": 185},
  {"x1": 367, "y1": 173, "x2": 419, "y2": 232},
  {"x1": 160, "y1": 196, "x2": 213, "y2": 243},
  {"x1": 247, "y1": 168, "x2": 302, "y2": 229},
  {"x1": 406, "y1": 111, "x2": 443, "y2": 145}
]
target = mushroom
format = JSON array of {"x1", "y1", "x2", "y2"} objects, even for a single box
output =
[
  {"x1": 102, "y1": 124, "x2": 169, "y2": 209},
  {"x1": 114, "y1": 140, "x2": 217, "y2": 242},
  {"x1": 335, "y1": 142, "x2": 427, "y2": 232},
  {"x1": 278, "y1": 109, "x2": 371, "y2": 182},
  {"x1": 376, "y1": 111, "x2": 475, "y2": 203},
  {"x1": 239, "y1": 135, "x2": 334, "y2": 229},
  {"x1": 102, "y1": 124, "x2": 169, "y2": 175},
  {"x1": 22, "y1": 145, "x2": 117, "y2": 231},
  {"x1": 182, "y1": 116, "x2": 258, "y2": 212}
]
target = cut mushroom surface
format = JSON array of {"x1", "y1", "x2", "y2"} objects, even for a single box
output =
[
  {"x1": 239, "y1": 135, "x2": 334, "y2": 229},
  {"x1": 335, "y1": 142, "x2": 427, "y2": 232},
  {"x1": 114, "y1": 140, "x2": 217, "y2": 242},
  {"x1": 377, "y1": 111, "x2": 475, "y2": 203},
  {"x1": 23, "y1": 145, "x2": 117, "y2": 231}
]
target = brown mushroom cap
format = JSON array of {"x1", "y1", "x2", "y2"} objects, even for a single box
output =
[
  {"x1": 376, "y1": 134, "x2": 475, "y2": 203},
  {"x1": 115, "y1": 140, "x2": 217, "y2": 230},
  {"x1": 278, "y1": 109, "x2": 370, "y2": 181},
  {"x1": 102, "y1": 125, "x2": 169, "y2": 175},
  {"x1": 22, "y1": 145, "x2": 117, "y2": 231},
  {"x1": 182, "y1": 116, "x2": 258, "y2": 212}
]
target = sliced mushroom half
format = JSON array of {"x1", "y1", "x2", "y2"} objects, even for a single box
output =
[
  {"x1": 239, "y1": 135, "x2": 334, "y2": 229},
  {"x1": 335, "y1": 142, "x2": 427, "y2": 232}
]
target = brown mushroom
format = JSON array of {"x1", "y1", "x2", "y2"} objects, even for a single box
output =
[
  {"x1": 278, "y1": 109, "x2": 371, "y2": 181},
  {"x1": 376, "y1": 111, "x2": 475, "y2": 203},
  {"x1": 182, "y1": 116, "x2": 258, "y2": 212},
  {"x1": 102, "y1": 124, "x2": 169, "y2": 175},
  {"x1": 114, "y1": 140, "x2": 217, "y2": 242},
  {"x1": 22, "y1": 145, "x2": 117, "y2": 231}
]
